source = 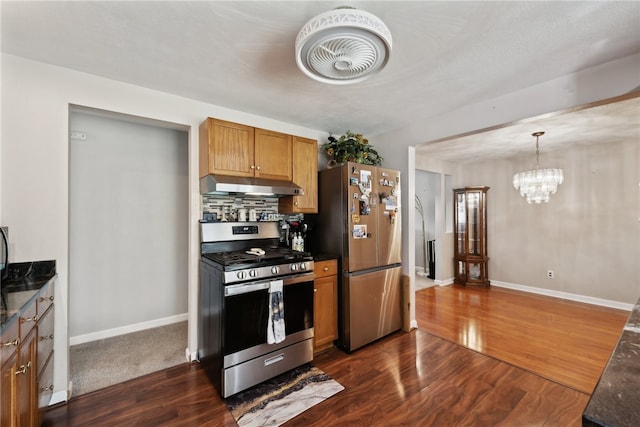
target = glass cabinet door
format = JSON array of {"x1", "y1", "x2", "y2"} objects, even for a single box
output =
[
  {"x1": 455, "y1": 192, "x2": 466, "y2": 256},
  {"x1": 453, "y1": 187, "x2": 489, "y2": 286}
]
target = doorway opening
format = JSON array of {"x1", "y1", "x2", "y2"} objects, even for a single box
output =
[{"x1": 68, "y1": 106, "x2": 189, "y2": 396}]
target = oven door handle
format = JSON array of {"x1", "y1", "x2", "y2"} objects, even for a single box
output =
[{"x1": 224, "y1": 273, "x2": 316, "y2": 297}]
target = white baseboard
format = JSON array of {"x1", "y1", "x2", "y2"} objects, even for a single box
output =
[
  {"x1": 70, "y1": 313, "x2": 188, "y2": 346},
  {"x1": 410, "y1": 320, "x2": 418, "y2": 330},
  {"x1": 185, "y1": 347, "x2": 198, "y2": 362},
  {"x1": 434, "y1": 278, "x2": 454, "y2": 286},
  {"x1": 49, "y1": 390, "x2": 68, "y2": 406},
  {"x1": 491, "y1": 280, "x2": 634, "y2": 311}
]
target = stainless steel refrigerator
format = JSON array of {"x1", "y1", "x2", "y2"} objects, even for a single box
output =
[{"x1": 310, "y1": 162, "x2": 402, "y2": 352}]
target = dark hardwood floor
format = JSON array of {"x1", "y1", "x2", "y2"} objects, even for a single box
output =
[{"x1": 42, "y1": 285, "x2": 629, "y2": 426}]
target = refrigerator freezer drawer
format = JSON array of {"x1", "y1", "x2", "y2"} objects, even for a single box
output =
[{"x1": 340, "y1": 266, "x2": 402, "y2": 351}]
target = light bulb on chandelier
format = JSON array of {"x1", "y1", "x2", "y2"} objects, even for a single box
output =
[{"x1": 513, "y1": 131, "x2": 563, "y2": 204}]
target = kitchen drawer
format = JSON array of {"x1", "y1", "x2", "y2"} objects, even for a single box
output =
[
  {"x1": 37, "y1": 282, "x2": 54, "y2": 316},
  {"x1": 1, "y1": 319, "x2": 20, "y2": 365},
  {"x1": 19, "y1": 300, "x2": 38, "y2": 340},
  {"x1": 314, "y1": 259, "x2": 338, "y2": 279},
  {"x1": 36, "y1": 306, "x2": 54, "y2": 376}
]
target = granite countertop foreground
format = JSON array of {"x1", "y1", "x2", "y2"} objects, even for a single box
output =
[
  {"x1": 1, "y1": 260, "x2": 56, "y2": 331},
  {"x1": 583, "y1": 298, "x2": 640, "y2": 427}
]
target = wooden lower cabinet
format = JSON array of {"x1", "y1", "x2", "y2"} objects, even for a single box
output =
[
  {"x1": 1, "y1": 349, "x2": 18, "y2": 426},
  {"x1": 313, "y1": 259, "x2": 338, "y2": 353},
  {"x1": 17, "y1": 328, "x2": 37, "y2": 427},
  {"x1": 0, "y1": 280, "x2": 54, "y2": 427}
]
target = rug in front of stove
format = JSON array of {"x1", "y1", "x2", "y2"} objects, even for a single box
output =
[{"x1": 225, "y1": 364, "x2": 344, "y2": 427}]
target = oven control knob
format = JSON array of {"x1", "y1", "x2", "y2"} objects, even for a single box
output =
[
  {"x1": 299, "y1": 262, "x2": 307, "y2": 271},
  {"x1": 271, "y1": 266, "x2": 280, "y2": 275},
  {"x1": 290, "y1": 263, "x2": 298, "y2": 271},
  {"x1": 249, "y1": 269, "x2": 257, "y2": 278},
  {"x1": 236, "y1": 271, "x2": 247, "y2": 280}
]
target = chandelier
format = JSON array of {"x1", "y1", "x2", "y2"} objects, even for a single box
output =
[{"x1": 513, "y1": 131, "x2": 563, "y2": 204}]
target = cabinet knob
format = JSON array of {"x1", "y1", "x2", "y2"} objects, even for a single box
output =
[
  {"x1": 323, "y1": 267, "x2": 329, "y2": 272},
  {"x1": 15, "y1": 361, "x2": 31, "y2": 375},
  {"x1": 1, "y1": 338, "x2": 20, "y2": 347},
  {"x1": 256, "y1": 166, "x2": 261, "y2": 170},
  {"x1": 21, "y1": 315, "x2": 38, "y2": 323},
  {"x1": 250, "y1": 165, "x2": 255, "y2": 169}
]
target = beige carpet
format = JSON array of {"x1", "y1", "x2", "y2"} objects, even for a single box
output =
[{"x1": 70, "y1": 321, "x2": 188, "y2": 397}]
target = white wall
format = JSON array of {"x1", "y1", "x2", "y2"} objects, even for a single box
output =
[
  {"x1": 69, "y1": 111, "x2": 188, "y2": 339},
  {"x1": 0, "y1": 53, "x2": 326, "y2": 403}
]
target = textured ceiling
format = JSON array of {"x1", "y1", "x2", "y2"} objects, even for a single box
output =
[
  {"x1": 416, "y1": 93, "x2": 640, "y2": 163},
  {"x1": 1, "y1": 1, "x2": 639, "y2": 159}
]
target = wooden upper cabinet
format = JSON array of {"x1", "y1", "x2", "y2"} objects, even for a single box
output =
[
  {"x1": 199, "y1": 118, "x2": 255, "y2": 178},
  {"x1": 199, "y1": 118, "x2": 293, "y2": 182},
  {"x1": 254, "y1": 128, "x2": 293, "y2": 181},
  {"x1": 279, "y1": 136, "x2": 318, "y2": 213}
]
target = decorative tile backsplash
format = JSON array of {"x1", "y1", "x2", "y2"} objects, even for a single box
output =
[{"x1": 201, "y1": 195, "x2": 303, "y2": 222}]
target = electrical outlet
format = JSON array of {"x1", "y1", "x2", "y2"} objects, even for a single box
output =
[{"x1": 547, "y1": 270, "x2": 554, "y2": 279}]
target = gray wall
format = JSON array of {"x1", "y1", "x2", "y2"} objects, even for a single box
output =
[
  {"x1": 69, "y1": 111, "x2": 188, "y2": 338},
  {"x1": 454, "y1": 138, "x2": 639, "y2": 304},
  {"x1": 415, "y1": 170, "x2": 438, "y2": 271}
]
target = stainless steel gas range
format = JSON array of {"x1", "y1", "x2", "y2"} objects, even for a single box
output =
[{"x1": 198, "y1": 221, "x2": 315, "y2": 398}]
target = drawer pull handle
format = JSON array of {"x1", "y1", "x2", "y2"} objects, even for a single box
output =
[
  {"x1": 40, "y1": 334, "x2": 54, "y2": 341},
  {"x1": 21, "y1": 315, "x2": 38, "y2": 323},
  {"x1": 264, "y1": 353, "x2": 284, "y2": 366},
  {"x1": 39, "y1": 296, "x2": 54, "y2": 302},
  {"x1": 323, "y1": 267, "x2": 329, "y2": 271},
  {"x1": 15, "y1": 361, "x2": 31, "y2": 375},
  {"x1": 1, "y1": 338, "x2": 20, "y2": 347}
]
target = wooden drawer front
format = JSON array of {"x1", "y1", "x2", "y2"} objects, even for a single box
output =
[
  {"x1": 1, "y1": 319, "x2": 20, "y2": 365},
  {"x1": 37, "y1": 282, "x2": 54, "y2": 315},
  {"x1": 314, "y1": 259, "x2": 338, "y2": 278},
  {"x1": 37, "y1": 306, "x2": 54, "y2": 376},
  {"x1": 19, "y1": 300, "x2": 38, "y2": 340}
]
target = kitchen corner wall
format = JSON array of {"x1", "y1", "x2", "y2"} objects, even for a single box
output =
[{"x1": 0, "y1": 53, "x2": 325, "y2": 403}]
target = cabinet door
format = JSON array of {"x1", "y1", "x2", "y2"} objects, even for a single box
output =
[
  {"x1": 313, "y1": 275, "x2": 337, "y2": 351},
  {"x1": 17, "y1": 328, "x2": 37, "y2": 427},
  {"x1": 199, "y1": 118, "x2": 255, "y2": 178},
  {"x1": 279, "y1": 136, "x2": 318, "y2": 213},
  {"x1": 254, "y1": 128, "x2": 292, "y2": 181},
  {"x1": 36, "y1": 306, "x2": 54, "y2": 377},
  {"x1": 1, "y1": 351, "x2": 18, "y2": 427}
]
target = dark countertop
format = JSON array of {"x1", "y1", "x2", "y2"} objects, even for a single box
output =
[
  {"x1": 583, "y1": 298, "x2": 640, "y2": 427},
  {"x1": 1, "y1": 260, "x2": 56, "y2": 333},
  {"x1": 312, "y1": 253, "x2": 340, "y2": 262}
]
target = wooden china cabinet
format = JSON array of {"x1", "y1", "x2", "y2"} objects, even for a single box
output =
[{"x1": 453, "y1": 186, "x2": 490, "y2": 287}]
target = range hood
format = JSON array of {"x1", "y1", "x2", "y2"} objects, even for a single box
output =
[{"x1": 200, "y1": 175, "x2": 304, "y2": 197}]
